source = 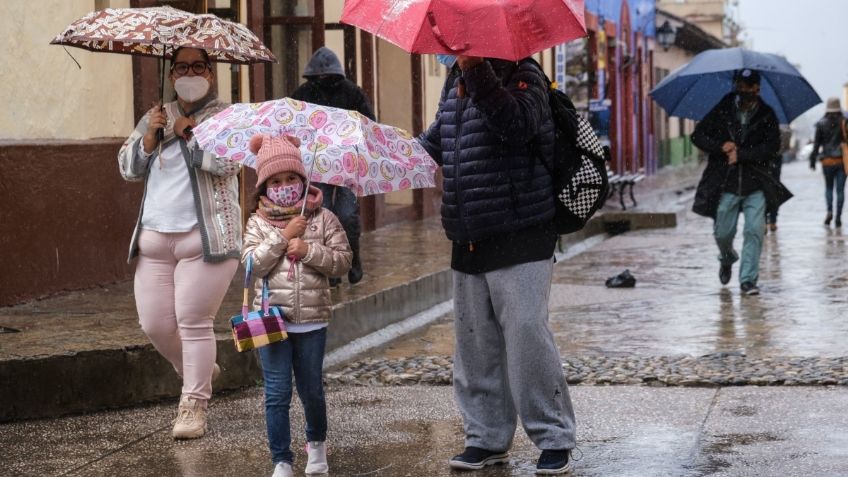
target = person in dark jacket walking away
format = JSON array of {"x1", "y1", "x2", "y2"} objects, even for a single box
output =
[
  {"x1": 692, "y1": 69, "x2": 781, "y2": 296},
  {"x1": 418, "y1": 55, "x2": 576, "y2": 475},
  {"x1": 809, "y1": 97, "x2": 846, "y2": 228},
  {"x1": 290, "y1": 47, "x2": 375, "y2": 285}
]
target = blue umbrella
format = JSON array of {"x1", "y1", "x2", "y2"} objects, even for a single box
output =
[{"x1": 650, "y1": 47, "x2": 821, "y2": 124}]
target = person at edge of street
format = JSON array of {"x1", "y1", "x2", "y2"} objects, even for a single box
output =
[
  {"x1": 417, "y1": 54, "x2": 577, "y2": 476},
  {"x1": 692, "y1": 68, "x2": 781, "y2": 296},
  {"x1": 242, "y1": 133, "x2": 352, "y2": 477},
  {"x1": 117, "y1": 47, "x2": 241, "y2": 439},
  {"x1": 809, "y1": 97, "x2": 846, "y2": 228},
  {"x1": 289, "y1": 46, "x2": 375, "y2": 286}
]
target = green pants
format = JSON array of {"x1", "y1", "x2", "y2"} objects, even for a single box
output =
[{"x1": 714, "y1": 191, "x2": 766, "y2": 285}]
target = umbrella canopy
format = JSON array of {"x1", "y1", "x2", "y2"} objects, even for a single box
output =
[
  {"x1": 340, "y1": 0, "x2": 587, "y2": 62},
  {"x1": 650, "y1": 47, "x2": 821, "y2": 124},
  {"x1": 51, "y1": 5, "x2": 275, "y2": 64},
  {"x1": 193, "y1": 98, "x2": 439, "y2": 197}
]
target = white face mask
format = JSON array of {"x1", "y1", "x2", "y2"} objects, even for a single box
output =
[{"x1": 174, "y1": 76, "x2": 210, "y2": 102}]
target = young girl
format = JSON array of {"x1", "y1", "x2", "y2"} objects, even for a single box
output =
[{"x1": 242, "y1": 134, "x2": 352, "y2": 477}]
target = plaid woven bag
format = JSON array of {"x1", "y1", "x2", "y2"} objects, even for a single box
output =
[{"x1": 230, "y1": 255, "x2": 288, "y2": 352}]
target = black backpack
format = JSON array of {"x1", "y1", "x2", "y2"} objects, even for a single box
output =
[{"x1": 528, "y1": 60, "x2": 609, "y2": 234}]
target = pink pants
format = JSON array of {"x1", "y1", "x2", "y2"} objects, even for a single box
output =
[{"x1": 134, "y1": 229, "x2": 238, "y2": 403}]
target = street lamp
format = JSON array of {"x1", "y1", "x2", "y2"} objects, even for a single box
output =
[{"x1": 656, "y1": 20, "x2": 677, "y2": 51}]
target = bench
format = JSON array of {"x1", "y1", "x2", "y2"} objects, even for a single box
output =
[{"x1": 606, "y1": 166, "x2": 645, "y2": 210}]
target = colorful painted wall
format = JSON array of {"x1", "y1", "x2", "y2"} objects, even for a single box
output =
[{"x1": 585, "y1": 0, "x2": 658, "y2": 175}]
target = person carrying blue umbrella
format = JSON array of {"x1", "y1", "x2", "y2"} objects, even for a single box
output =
[{"x1": 691, "y1": 69, "x2": 784, "y2": 296}]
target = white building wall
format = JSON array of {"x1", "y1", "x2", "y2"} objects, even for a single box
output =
[{"x1": 0, "y1": 0, "x2": 134, "y2": 140}]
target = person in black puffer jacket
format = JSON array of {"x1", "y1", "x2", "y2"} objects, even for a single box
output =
[
  {"x1": 290, "y1": 47, "x2": 375, "y2": 286},
  {"x1": 418, "y1": 56, "x2": 576, "y2": 475}
]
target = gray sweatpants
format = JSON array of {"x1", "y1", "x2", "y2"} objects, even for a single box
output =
[{"x1": 452, "y1": 258, "x2": 576, "y2": 452}]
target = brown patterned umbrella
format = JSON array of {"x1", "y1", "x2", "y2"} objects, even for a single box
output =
[{"x1": 50, "y1": 5, "x2": 275, "y2": 64}]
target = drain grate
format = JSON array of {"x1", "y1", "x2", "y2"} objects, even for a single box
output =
[{"x1": 0, "y1": 326, "x2": 21, "y2": 333}]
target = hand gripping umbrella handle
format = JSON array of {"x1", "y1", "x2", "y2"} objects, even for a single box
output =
[
  {"x1": 287, "y1": 135, "x2": 321, "y2": 277},
  {"x1": 300, "y1": 138, "x2": 320, "y2": 216}
]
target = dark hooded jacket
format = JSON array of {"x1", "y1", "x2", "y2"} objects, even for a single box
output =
[
  {"x1": 692, "y1": 93, "x2": 783, "y2": 218},
  {"x1": 290, "y1": 47, "x2": 375, "y2": 121},
  {"x1": 418, "y1": 59, "x2": 557, "y2": 274},
  {"x1": 810, "y1": 113, "x2": 845, "y2": 166}
]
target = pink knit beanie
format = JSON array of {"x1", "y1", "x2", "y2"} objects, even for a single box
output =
[{"x1": 250, "y1": 134, "x2": 307, "y2": 186}]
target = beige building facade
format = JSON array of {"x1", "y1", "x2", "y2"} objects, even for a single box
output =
[
  {"x1": 0, "y1": 0, "x2": 134, "y2": 140},
  {"x1": 652, "y1": 8, "x2": 725, "y2": 167},
  {"x1": 0, "y1": 0, "x2": 561, "y2": 305},
  {"x1": 656, "y1": 0, "x2": 739, "y2": 45}
]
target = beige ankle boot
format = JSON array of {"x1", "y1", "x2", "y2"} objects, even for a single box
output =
[{"x1": 172, "y1": 396, "x2": 207, "y2": 439}]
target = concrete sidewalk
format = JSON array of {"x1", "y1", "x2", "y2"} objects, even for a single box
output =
[
  {"x1": 0, "y1": 163, "x2": 698, "y2": 421},
  {"x1": 3, "y1": 161, "x2": 848, "y2": 476},
  {"x1": 2, "y1": 384, "x2": 846, "y2": 476}
]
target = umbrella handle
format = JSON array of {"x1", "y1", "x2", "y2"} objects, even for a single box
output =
[
  {"x1": 156, "y1": 49, "x2": 167, "y2": 142},
  {"x1": 300, "y1": 138, "x2": 319, "y2": 216},
  {"x1": 426, "y1": 12, "x2": 469, "y2": 54}
]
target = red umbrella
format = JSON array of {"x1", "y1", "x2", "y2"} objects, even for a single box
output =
[{"x1": 341, "y1": 0, "x2": 587, "y2": 61}]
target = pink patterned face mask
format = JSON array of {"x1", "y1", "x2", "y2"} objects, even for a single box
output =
[{"x1": 267, "y1": 182, "x2": 304, "y2": 207}]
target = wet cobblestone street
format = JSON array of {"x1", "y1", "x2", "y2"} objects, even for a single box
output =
[
  {"x1": 4, "y1": 161, "x2": 848, "y2": 477},
  {"x1": 340, "y1": 160, "x2": 848, "y2": 388}
]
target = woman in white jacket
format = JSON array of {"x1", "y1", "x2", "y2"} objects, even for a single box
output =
[{"x1": 117, "y1": 47, "x2": 241, "y2": 440}]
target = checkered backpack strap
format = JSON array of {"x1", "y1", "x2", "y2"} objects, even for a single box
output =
[{"x1": 574, "y1": 114, "x2": 606, "y2": 159}]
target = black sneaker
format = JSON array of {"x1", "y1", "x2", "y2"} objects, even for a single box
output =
[
  {"x1": 536, "y1": 449, "x2": 572, "y2": 475},
  {"x1": 719, "y1": 263, "x2": 732, "y2": 285},
  {"x1": 605, "y1": 269, "x2": 636, "y2": 288},
  {"x1": 836, "y1": 218, "x2": 843, "y2": 228},
  {"x1": 347, "y1": 267, "x2": 363, "y2": 284},
  {"x1": 740, "y1": 282, "x2": 760, "y2": 296},
  {"x1": 448, "y1": 447, "x2": 509, "y2": 471}
]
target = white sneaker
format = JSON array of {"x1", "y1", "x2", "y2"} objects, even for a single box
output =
[
  {"x1": 305, "y1": 441, "x2": 329, "y2": 474},
  {"x1": 271, "y1": 462, "x2": 293, "y2": 477},
  {"x1": 172, "y1": 396, "x2": 207, "y2": 439}
]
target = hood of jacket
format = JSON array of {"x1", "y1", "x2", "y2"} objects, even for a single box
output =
[{"x1": 303, "y1": 47, "x2": 345, "y2": 77}]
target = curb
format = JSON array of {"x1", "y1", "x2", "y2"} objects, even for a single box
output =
[{"x1": 0, "y1": 209, "x2": 680, "y2": 422}]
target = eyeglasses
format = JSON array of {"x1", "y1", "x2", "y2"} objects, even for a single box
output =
[{"x1": 171, "y1": 61, "x2": 210, "y2": 76}]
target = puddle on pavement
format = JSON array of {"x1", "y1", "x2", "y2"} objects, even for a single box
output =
[
  {"x1": 727, "y1": 405, "x2": 758, "y2": 417},
  {"x1": 693, "y1": 432, "x2": 785, "y2": 475}
]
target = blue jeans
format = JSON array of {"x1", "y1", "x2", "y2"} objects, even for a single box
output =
[
  {"x1": 714, "y1": 191, "x2": 766, "y2": 285},
  {"x1": 822, "y1": 165, "x2": 846, "y2": 218},
  {"x1": 258, "y1": 328, "x2": 328, "y2": 465}
]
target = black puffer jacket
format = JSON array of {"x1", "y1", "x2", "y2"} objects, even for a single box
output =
[
  {"x1": 418, "y1": 59, "x2": 556, "y2": 244},
  {"x1": 692, "y1": 93, "x2": 781, "y2": 218}
]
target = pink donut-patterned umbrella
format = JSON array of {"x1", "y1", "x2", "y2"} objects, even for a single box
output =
[{"x1": 193, "y1": 98, "x2": 439, "y2": 197}]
